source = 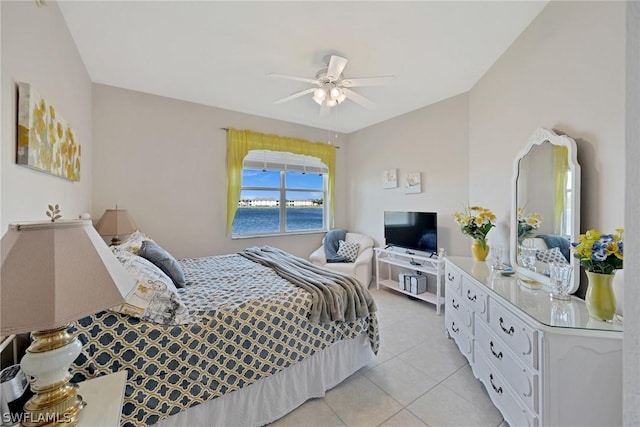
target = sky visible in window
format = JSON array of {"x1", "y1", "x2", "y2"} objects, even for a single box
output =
[{"x1": 241, "y1": 170, "x2": 323, "y2": 200}]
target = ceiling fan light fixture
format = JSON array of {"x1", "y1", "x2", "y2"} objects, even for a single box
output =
[{"x1": 270, "y1": 54, "x2": 390, "y2": 112}]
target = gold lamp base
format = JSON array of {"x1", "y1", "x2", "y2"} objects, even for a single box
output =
[{"x1": 20, "y1": 325, "x2": 85, "y2": 427}]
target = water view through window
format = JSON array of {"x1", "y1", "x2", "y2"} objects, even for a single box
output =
[{"x1": 232, "y1": 169, "x2": 325, "y2": 235}]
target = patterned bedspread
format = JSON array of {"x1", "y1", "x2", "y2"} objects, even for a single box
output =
[{"x1": 71, "y1": 254, "x2": 379, "y2": 426}]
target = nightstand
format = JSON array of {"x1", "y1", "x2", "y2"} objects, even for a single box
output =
[{"x1": 76, "y1": 371, "x2": 127, "y2": 427}]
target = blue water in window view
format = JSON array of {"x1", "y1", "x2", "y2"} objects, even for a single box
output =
[{"x1": 232, "y1": 208, "x2": 323, "y2": 235}]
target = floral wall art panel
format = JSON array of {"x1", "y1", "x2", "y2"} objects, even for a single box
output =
[
  {"x1": 405, "y1": 172, "x2": 421, "y2": 194},
  {"x1": 17, "y1": 82, "x2": 81, "y2": 181},
  {"x1": 383, "y1": 168, "x2": 398, "y2": 189}
]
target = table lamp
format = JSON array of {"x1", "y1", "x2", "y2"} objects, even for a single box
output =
[
  {"x1": 0, "y1": 219, "x2": 136, "y2": 426},
  {"x1": 94, "y1": 207, "x2": 137, "y2": 246}
]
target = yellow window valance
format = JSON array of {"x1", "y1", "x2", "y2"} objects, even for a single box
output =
[{"x1": 226, "y1": 128, "x2": 336, "y2": 235}]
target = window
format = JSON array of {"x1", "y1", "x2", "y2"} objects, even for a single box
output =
[
  {"x1": 562, "y1": 169, "x2": 573, "y2": 237},
  {"x1": 231, "y1": 150, "x2": 328, "y2": 237}
]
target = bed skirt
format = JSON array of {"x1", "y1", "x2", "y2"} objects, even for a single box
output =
[{"x1": 154, "y1": 332, "x2": 372, "y2": 427}]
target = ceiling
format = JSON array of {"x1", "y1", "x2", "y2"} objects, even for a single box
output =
[{"x1": 57, "y1": 1, "x2": 548, "y2": 134}]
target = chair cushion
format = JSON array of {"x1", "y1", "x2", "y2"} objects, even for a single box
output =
[
  {"x1": 337, "y1": 240, "x2": 360, "y2": 262},
  {"x1": 345, "y1": 233, "x2": 374, "y2": 255}
]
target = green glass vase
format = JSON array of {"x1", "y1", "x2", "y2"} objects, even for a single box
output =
[{"x1": 585, "y1": 271, "x2": 616, "y2": 322}]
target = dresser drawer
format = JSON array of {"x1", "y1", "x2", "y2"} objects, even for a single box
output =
[
  {"x1": 445, "y1": 265, "x2": 462, "y2": 296},
  {"x1": 487, "y1": 297, "x2": 538, "y2": 369},
  {"x1": 447, "y1": 313, "x2": 473, "y2": 362},
  {"x1": 447, "y1": 293, "x2": 473, "y2": 332},
  {"x1": 476, "y1": 320, "x2": 538, "y2": 413},
  {"x1": 474, "y1": 352, "x2": 538, "y2": 427},
  {"x1": 462, "y1": 277, "x2": 488, "y2": 322}
]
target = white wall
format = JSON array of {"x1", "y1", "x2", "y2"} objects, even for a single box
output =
[
  {"x1": 468, "y1": 0, "x2": 625, "y2": 296},
  {"x1": 624, "y1": 2, "x2": 640, "y2": 423},
  {"x1": 346, "y1": 93, "x2": 470, "y2": 256},
  {"x1": 92, "y1": 84, "x2": 348, "y2": 259},
  {"x1": 469, "y1": 1, "x2": 625, "y2": 233},
  {"x1": 1, "y1": 1, "x2": 93, "y2": 231}
]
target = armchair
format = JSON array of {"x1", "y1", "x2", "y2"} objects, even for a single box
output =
[{"x1": 309, "y1": 232, "x2": 374, "y2": 286}]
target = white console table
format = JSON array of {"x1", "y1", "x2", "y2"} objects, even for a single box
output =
[
  {"x1": 445, "y1": 257, "x2": 622, "y2": 427},
  {"x1": 374, "y1": 248, "x2": 445, "y2": 314}
]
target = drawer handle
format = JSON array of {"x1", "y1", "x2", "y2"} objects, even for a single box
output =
[
  {"x1": 499, "y1": 317, "x2": 515, "y2": 335},
  {"x1": 467, "y1": 289, "x2": 476, "y2": 301},
  {"x1": 490, "y1": 341, "x2": 503, "y2": 360},
  {"x1": 448, "y1": 273, "x2": 455, "y2": 281},
  {"x1": 490, "y1": 374, "x2": 503, "y2": 395},
  {"x1": 451, "y1": 322, "x2": 459, "y2": 333},
  {"x1": 452, "y1": 299, "x2": 459, "y2": 309}
]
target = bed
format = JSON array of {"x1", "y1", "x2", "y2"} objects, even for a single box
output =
[{"x1": 70, "y1": 238, "x2": 379, "y2": 427}]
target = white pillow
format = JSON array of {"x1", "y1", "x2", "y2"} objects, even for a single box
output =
[
  {"x1": 117, "y1": 230, "x2": 150, "y2": 254},
  {"x1": 110, "y1": 248, "x2": 192, "y2": 325},
  {"x1": 337, "y1": 240, "x2": 360, "y2": 263}
]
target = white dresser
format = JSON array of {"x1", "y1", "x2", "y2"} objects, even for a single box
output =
[{"x1": 445, "y1": 257, "x2": 622, "y2": 427}]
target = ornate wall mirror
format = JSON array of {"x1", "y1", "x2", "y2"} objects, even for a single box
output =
[{"x1": 510, "y1": 128, "x2": 581, "y2": 292}]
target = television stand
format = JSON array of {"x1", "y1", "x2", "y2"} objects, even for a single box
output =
[{"x1": 374, "y1": 247, "x2": 445, "y2": 314}]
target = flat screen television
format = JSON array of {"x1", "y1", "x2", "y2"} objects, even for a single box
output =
[{"x1": 384, "y1": 211, "x2": 438, "y2": 253}]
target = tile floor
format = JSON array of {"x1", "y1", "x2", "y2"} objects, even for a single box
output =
[{"x1": 271, "y1": 287, "x2": 506, "y2": 427}]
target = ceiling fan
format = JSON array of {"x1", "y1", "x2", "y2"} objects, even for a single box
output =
[{"x1": 269, "y1": 55, "x2": 394, "y2": 116}]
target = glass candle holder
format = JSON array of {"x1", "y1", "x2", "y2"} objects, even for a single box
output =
[
  {"x1": 549, "y1": 262, "x2": 573, "y2": 300},
  {"x1": 489, "y1": 246, "x2": 504, "y2": 271}
]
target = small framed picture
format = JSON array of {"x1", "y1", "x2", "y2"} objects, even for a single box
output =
[
  {"x1": 405, "y1": 172, "x2": 421, "y2": 194},
  {"x1": 383, "y1": 168, "x2": 398, "y2": 189}
]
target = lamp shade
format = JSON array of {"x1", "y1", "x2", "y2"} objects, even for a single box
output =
[
  {"x1": 0, "y1": 219, "x2": 136, "y2": 335},
  {"x1": 95, "y1": 208, "x2": 137, "y2": 237}
]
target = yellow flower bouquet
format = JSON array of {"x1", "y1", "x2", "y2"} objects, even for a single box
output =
[{"x1": 452, "y1": 206, "x2": 496, "y2": 250}]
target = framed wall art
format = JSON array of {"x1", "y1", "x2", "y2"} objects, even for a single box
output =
[
  {"x1": 405, "y1": 172, "x2": 421, "y2": 194},
  {"x1": 383, "y1": 168, "x2": 398, "y2": 189},
  {"x1": 17, "y1": 82, "x2": 81, "y2": 181}
]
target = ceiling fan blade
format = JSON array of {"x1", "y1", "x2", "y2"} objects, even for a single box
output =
[
  {"x1": 326, "y1": 55, "x2": 348, "y2": 81},
  {"x1": 320, "y1": 103, "x2": 330, "y2": 116},
  {"x1": 342, "y1": 88, "x2": 376, "y2": 109},
  {"x1": 342, "y1": 75, "x2": 395, "y2": 87},
  {"x1": 268, "y1": 73, "x2": 320, "y2": 85},
  {"x1": 274, "y1": 88, "x2": 316, "y2": 104}
]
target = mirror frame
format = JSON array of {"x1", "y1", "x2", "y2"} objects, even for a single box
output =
[{"x1": 510, "y1": 127, "x2": 581, "y2": 292}]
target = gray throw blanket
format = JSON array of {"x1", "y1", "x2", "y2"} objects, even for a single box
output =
[
  {"x1": 536, "y1": 234, "x2": 571, "y2": 262},
  {"x1": 238, "y1": 246, "x2": 377, "y2": 324},
  {"x1": 324, "y1": 228, "x2": 350, "y2": 263}
]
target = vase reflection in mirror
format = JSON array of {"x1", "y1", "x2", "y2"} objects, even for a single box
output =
[{"x1": 549, "y1": 262, "x2": 573, "y2": 300}]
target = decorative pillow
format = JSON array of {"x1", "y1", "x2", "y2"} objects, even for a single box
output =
[
  {"x1": 139, "y1": 240, "x2": 187, "y2": 288},
  {"x1": 117, "y1": 230, "x2": 149, "y2": 254},
  {"x1": 536, "y1": 247, "x2": 568, "y2": 264},
  {"x1": 110, "y1": 248, "x2": 192, "y2": 325},
  {"x1": 337, "y1": 240, "x2": 360, "y2": 263}
]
